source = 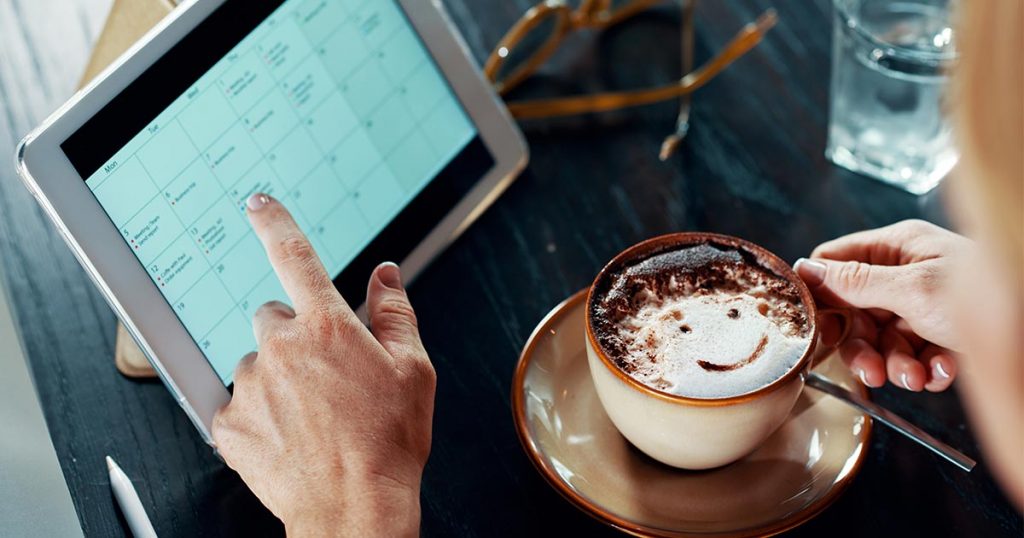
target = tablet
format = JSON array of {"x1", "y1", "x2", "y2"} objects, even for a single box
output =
[{"x1": 16, "y1": 0, "x2": 526, "y2": 444}]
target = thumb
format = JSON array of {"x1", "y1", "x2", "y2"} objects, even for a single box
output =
[
  {"x1": 794, "y1": 257, "x2": 906, "y2": 313},
  {"x1": 366, "y1": 262, "x2": 426, "y2": 362}
]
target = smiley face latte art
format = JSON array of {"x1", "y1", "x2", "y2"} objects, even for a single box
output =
[{"x1": 590, "y1": 242, "x2": 812, "y2": 399}]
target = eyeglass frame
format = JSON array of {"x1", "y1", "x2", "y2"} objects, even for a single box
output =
[{"x1": 482, "y1": 0, "x2": 776, "y2": 159}]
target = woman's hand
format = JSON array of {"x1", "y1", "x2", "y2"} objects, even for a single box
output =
[
  {"x1": 795, "y1": 219, "x2": 971, "y2": 392},
  {"x1": 212, "y1": 194, "x2": 435, "y2": 537}
]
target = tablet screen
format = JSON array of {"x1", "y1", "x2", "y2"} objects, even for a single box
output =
[{"x1": 61, "y1": 0, "x2": 493, "y2": 384}]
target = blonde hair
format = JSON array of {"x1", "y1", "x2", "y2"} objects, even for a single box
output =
[
  {"x1": 946, "y1": 4, "x2": 1023, "y2": 509},
  {"x1": 951, "y1": 1, "x2": 1024, "y2": 278}
]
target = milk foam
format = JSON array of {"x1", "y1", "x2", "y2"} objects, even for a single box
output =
[
  {"x1": 616, "y1": 292, "x2": 810, "y2": 398},
  {"x1": 591, "y1": 243, "x2": 812, "y2": 399}
]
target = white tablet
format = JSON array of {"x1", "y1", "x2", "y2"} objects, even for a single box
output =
[{"x1": 16, "y1": 0, "x2": 526, "y2": 444}]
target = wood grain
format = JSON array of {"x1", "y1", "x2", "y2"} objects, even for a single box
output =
[{"x1": 0, "y1": 0, "x2": 1019, "y2": 536}]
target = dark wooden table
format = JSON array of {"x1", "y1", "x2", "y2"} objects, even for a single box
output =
[{"x1": 1, "y1": 0, "x2": 1021, "y2": 536}]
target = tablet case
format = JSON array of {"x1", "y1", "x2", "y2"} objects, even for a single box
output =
[{"x1": 81, "y1": 0, "x2": 176, "y2": 378}]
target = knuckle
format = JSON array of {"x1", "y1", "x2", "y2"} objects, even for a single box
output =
[
  {"x1": 235, "y1": 353, "x2": 259, "y2": 382},
  {"x1": 254, "y1": 300, "x2": 289, "y2": 317},
  {"x1": 894, "y1": 219, "x2": 936, "y2": 239},
  {"x1": 417, "y1": 358, "x2": 437, "y2": 387},
  {"x1": 852, "y1": 311, "x2": 880, "y2": 344},
  {"x1": 306, "y1": 309, "x2": 353, "y2": 343},
  {"x1": 253, "y1": 301, "x2": 276, "y2": 318},
  {"x1": 233, "y1": 363, "x2": 253, "y2": 385},
  {"x1": 373, "y1": 298, "x2": 419, "y2": 331},
  {"x1": 902, "y1": 219, "x2": 932, "y2": 232},
  {"x1": 310, "y1": 319, "x2": 337, "y2": 343},
  {"x1": 835, "y1": 261, "x2": 873, "y2": 292},
  {"x1": 261, "y1": 330, "x2": 296, "y2": 357},
  {"x1": 910, "y1": 264, "x2": 941, "y2": 294},
  {"x1": 403, "y1": 355, "x2": 436, "y2": 391},
  {"x1": 211, "y1": 408, "x2": 234, "y2": 444},
  {"x1": 277, "y1": 234, "x2": 315, "y2": 263}
]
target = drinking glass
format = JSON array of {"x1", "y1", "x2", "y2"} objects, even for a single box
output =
[{"x1": 826, "y1": 0, "x2": 958, "y2": 194}]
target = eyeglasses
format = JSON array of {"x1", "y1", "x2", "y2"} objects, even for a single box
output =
[{"x1": 484, "y1": 0, "x2": 777, "y2": 159}]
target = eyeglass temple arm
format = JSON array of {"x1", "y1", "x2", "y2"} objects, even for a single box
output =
[
  {"x1": 506, "y1": 9, "x2": 777, "y2": 121},
  {"x1": 660, "y1": 0, "x2": 697, "y2": 160}
]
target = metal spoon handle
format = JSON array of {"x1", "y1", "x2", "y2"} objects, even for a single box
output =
[{"x1": 805, "y1": 373, "x2": 976, "y2": 472}]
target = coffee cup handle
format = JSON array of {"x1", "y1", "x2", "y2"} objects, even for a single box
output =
[{"x1": 811, "y1": 308, "x2": 853, "y2": 367}]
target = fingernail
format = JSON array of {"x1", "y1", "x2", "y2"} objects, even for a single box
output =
[
  {"x1": 377, "y1": 262, "x2": 402, "y2": 290},
  {"x1": 246, "y1": 193, "x2": 270, "y2": 211},
  {"x1": 856, "y1": 368, "x2": 869, "y2": 386},
  {"x1": 900, "y1": 372, "x2": 914, "y2": 391},
  {"x1": 934, "y1": 361, "x2": 950, "y2": 379},
  {"x1": 794, "y1": 258, "x2": 827, "y2": 286}
]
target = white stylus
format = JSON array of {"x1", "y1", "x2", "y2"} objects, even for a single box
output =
[{"x1": 106, "y1": 456, "x2": 158, "y2": 538}]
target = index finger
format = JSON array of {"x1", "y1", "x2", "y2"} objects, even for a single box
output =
[
  {"x1": 810, "y1": 220, "x2": 949, "y2": 265},
  {"x1": 811, "y1": 227, "x2": 905, "y2": 265},
  {"x1": 245, "y1": 193, "x2": 343, "y2": 313}
]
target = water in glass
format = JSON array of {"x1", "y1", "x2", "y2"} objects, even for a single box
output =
[{"x1": 827, "y1": 0, "x2": 958, "y2": 194}]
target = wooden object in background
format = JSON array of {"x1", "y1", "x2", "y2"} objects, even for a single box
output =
[{"x1": 80, "y1": 0, "x2": 174, "y2": 378}]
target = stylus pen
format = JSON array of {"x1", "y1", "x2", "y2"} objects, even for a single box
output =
[{"x1": 107, "y1": 456, "x2": 159, "y2": 538}]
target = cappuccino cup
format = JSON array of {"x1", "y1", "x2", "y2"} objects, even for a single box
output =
[{"x1": 585, "y1": 233, "x2": 849, "y2": 470}]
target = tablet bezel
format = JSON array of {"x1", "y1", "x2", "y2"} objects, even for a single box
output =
[{"x1": 16, "y1": 0, "x2": 527, "y2": 444}]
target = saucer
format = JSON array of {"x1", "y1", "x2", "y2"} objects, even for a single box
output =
[{"x1": 511, "y1": 290, "x2": 872, "y2": 538}]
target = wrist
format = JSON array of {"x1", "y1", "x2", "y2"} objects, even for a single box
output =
[{"x1": 283, "y1": 470, "x2": 421, "y2": 538}]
